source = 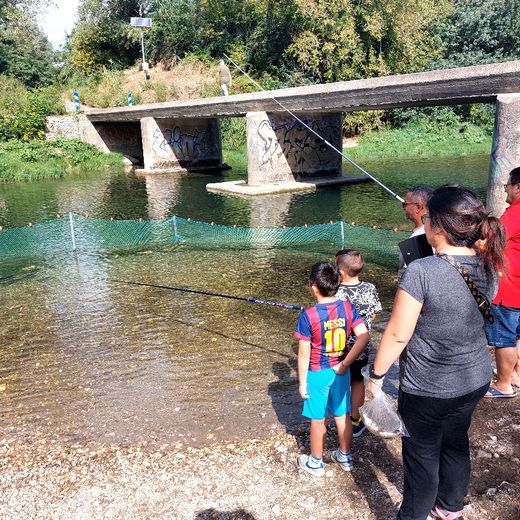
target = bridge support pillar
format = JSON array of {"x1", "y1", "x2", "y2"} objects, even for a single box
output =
[
  {"x1": 246, "y1": 111, "x2": 343, "y2": 185},
  {"x1": 140, "y1": 116, "x2": 224, "y2": 173},
  {"x1": 487, "y1": 93, "x2": 520, "y2": 216}
]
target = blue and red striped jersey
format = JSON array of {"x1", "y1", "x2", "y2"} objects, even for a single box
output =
[{"x1": 294, "y1": 300, "x2": 363, "y2": 371}]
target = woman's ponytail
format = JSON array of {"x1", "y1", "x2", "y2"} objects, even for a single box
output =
[{"x1": 477, "y1": 215, "x2": 506, "y2": 273}]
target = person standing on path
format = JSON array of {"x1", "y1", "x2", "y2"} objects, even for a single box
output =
[
  {"x1": 398, "y1": 185, "x2": 434, "y2": 280},
  {"x1": 218, "y1": 59, "x2": 232, "y2": 96},
  {"x1": 368, "y1": 185, "x2": 505, "y2": 520},
  {"x1": 485, "y1": 166, "x2": 520, "y2": 398}
]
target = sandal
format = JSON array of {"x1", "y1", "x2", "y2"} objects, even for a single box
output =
[
  {"x1": 431, "y1": 503, "x2": 464, "y2": 520},
  {"x1": 484, "y1": 386, "x2": 518, "y2": 398}
]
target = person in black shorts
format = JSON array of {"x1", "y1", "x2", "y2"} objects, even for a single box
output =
[{"x1": 335, "y1": 249, "x2": 382, "y2": 437}]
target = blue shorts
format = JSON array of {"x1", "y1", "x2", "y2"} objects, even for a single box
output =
[
  {"x1": 302, "y1": 367, "x2": 351, "y2": 420},
  {"x1": 486, "y1": 304, "x2": 520, "y2": 348}
]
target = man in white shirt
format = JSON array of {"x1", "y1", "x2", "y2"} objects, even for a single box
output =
[{"x1": 398, "y1": 185, "x2": 434, "y2": 280}]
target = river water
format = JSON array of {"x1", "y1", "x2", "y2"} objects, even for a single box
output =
[{"x1": 0, "y1": 152, "x2": 490, "y2": 447}]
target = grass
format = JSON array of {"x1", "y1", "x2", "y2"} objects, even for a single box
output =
[
  {"x1": 0, "y1": 139, "x2": 124, "y2": 182},
  {"x1": 222, "y1": 121, "x2": 492, "y2": 168},
  {"x1": 348, "y1": 120, "x2": 492, "y2": 159}
]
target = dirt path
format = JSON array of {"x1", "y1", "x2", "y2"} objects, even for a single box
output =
[{"x1": 0, "y1": 396, "x2": 518, "y2": 520}]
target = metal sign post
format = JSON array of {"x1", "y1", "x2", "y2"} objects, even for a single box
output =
[{"x1": 130, "y1": 17, "x2": 152, "y2": 82}]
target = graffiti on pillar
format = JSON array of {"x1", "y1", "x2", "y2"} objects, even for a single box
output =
[
  {"x1": 152, "y1": 126, "x2": 217, "y2": 163},
  {"x1": 257, "y1": 116, "x2": 340, "y2": 178}
]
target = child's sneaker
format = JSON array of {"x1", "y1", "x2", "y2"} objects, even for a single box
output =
[
  {"x1": 431, "y1": 503, "x2": 464, "y2": 520},
  {"x1": 330, "y1": 449, "x2": 353, "y2": 472},
  {"x1": 351, "y1": 418, "x2": 367, "y2": 438},
  {"x1": 297, "y1": 455, "x2": 325, "y2": 477}
]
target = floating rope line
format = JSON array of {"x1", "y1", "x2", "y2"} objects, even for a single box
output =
[
  {"x1": 223, "y1": 53, "x2": 405, "y2": 204},
  {"x1": 111, "y1": 279, "x2": 305, "y2": 311}
]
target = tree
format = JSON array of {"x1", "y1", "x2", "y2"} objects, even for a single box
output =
[
  {"x1": 68, "y1": 0, "x2": 142, "y2": 74},
  {"x1": 0, "y1": 8, "x2": 56, "y2": 88},
  {"x1": 431, "y1": 0, "x2": 520, "y2": 68},
  {"x1": 147, "y1": 0, "x2": 202, "y2": 63}
]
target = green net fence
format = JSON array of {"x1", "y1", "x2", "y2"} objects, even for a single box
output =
[{"x1": 0, "y1": 214, "x2": 408, "y2": 267}]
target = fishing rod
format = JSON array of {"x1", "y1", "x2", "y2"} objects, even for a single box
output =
[
  {"x1": 223, "y1": 53, "x2": 405, "y2": 204},
  {"x1": 111, "y1": 279, "x2": 304, "y2": 311}
]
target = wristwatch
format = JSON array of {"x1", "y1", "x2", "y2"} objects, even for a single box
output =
[{"x1": 369, "y1": 364, "x2": 385, "y2": 380}]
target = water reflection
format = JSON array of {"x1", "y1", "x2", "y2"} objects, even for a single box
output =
[
  {"x1": 144, "y1": 174, "x2": 180, "y2": 220},
  {"x1": 0, "y1": 153, "x2": 490, "y2": 228}
]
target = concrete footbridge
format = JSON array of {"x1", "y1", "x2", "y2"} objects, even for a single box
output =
[{"x1": 48, "y1": 60, "x2": 520, "y2": 212}]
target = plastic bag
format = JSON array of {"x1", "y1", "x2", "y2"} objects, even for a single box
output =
[{"x1": 359, "y1": 389, "x2": 409, "y2": 438}]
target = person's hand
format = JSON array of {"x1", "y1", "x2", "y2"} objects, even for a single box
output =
[
  {"x1": 367, "y1": 377, "x2": 383, "y2": 398},
  {"x1": 333, "y1": 362, "x2": 347, "y2": 375},
  {"x1": 299, "y1": 383, "x2": 310, "y2": 399}
]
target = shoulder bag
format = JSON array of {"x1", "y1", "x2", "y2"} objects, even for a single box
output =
[{"x1": 437, "y1": 253, "x2": 494, "y2": 323}]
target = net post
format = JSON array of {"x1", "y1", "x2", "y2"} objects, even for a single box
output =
[
  {"x1": 69, "y1": 212, "x2": 76, "y2": 251},
  {"x1": 340, "y1": 221, "x2": 345, "y2": 248},
  {"x1": 172, "y1": 215, "x2": 180, "y2": 242}
]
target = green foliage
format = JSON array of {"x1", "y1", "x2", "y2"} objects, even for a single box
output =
[
  {"x1": 349, "y1": 112, "x2": 492, "y2": 159},
  {"x1": 0, "y1": 8, "x2": 56, "y2": 88},
  {"x1": 75, "y1": 71, "x2": 129, "y2": 108},
  {"x1": 68, "y1": 0, "x2": 141, "y2": 74},
  {"x1": 148, "y1": 0, "x2": 201, "y2": 62},
  {"x1": 430, "y1": 0, "x2": 520, "y2": 69},
  {"x1": 0, "y1": 139, "x2": 123, "y2": 182},
  {"x1": 0, "y1": 76, "x2": 64, "y2": 141},
  {"x1": 221, "y1": 118, "x2": 246, "y2": 149}
]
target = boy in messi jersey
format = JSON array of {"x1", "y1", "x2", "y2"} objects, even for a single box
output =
[{"x1": 295, "y1": 261, "x2": 369, "y2": 477}]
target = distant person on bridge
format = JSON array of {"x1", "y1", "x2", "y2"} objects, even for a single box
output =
[{"x1": 218, "y1": 59, "x2": 232, "y2": 96}]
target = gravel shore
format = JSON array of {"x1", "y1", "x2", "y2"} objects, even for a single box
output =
[{"x1": 1, "y1": 396, "x2": 518, "y2": 520}]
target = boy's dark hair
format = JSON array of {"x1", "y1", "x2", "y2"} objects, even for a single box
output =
[
  {"x1": 509, "y1": 167, "x2": 520, "y2": 185},
  {"x1": 309, "y1": 262, "x2": 340, "y2": 297},
  {"x1": 335, "y1": 249, "x2": 364, "y2": 277}
]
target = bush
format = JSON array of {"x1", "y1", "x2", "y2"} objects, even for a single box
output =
[
  {"x1": 0, "y1": 75, "x2": 64, "y2": 141},
  {"x1": 221, "y1": 117, "x2": 246, "y2": 149}
]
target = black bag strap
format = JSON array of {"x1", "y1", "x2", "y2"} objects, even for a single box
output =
[{"x1": 437, "y1": 254, "x2": 494, "y2": 323}]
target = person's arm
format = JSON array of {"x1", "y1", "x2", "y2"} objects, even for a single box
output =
[
  {"x1": 333, "y1": 323, "x2": 369, "y2": 374},
  {"x1": 298, "y1": 339, "x2": 311, "y2": 399},
  {"x1": 367, "y1": 288, "x2": 423, "y2": 394}
]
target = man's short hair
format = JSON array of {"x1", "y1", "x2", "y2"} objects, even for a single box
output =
[
  {"x1": 409, "y1": 185, "x2": 434, "y2": 206},
  {"x1": 335, "y1": 249, "x2": 364, "y2": 277},
  {"x1": 509, "y1": 167, "x2": 520, "y2": 185},
  {"x1": 309, "y1": 262, "x2": 340, "y2": 297}
]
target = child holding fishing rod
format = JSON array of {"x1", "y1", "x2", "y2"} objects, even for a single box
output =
[{"x1": 295, "y1": 261, "x2": 369, "y2": 477}]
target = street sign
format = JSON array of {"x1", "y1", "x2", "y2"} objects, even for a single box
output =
[{"x1": 130, "y1": 17, "x2": 152, "y2": 27}]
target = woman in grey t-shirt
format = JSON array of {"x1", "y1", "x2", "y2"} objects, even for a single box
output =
[{"x1": 368, "y1": 186, "x2": 505, "y2": 520}]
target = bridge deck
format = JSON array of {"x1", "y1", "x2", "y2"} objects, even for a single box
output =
[{"x1": 86, "y1": 61, "x2": 520, "y2": 123}]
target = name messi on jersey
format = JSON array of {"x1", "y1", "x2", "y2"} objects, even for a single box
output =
[{"x1": 323, "y1": 317, "x2": 346, "y2": 331}]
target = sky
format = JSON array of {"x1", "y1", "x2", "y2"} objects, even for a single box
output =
[{"x1": 38, "y1": 0, "x2": 80, "y2": 50}]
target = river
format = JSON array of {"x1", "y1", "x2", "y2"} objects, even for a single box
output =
[{"x1": 0, "y1": 152, "x2": 490, "y2": 447}]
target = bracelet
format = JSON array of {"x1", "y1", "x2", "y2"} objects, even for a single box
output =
[{"x1": 369, "y1": 364, "x2": 385, "y2": 380}]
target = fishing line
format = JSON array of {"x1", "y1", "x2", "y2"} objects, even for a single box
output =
[
  {"x1": 111, "y1": 279, "x2": 304, "y2": 311},
  {"x1": 223, "y1": 53, "x2": 405, "y2": 203}
]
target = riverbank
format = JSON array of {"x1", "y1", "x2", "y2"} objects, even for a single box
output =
[
  {"x1": 0, "y1": 140, "x2": 123, "y2": 182},
  {"x1": 348, "y1": 121, "x2": 492, "y2": 160},
  {"x1": 0, "y1": 395, "x2": 517, "y2": 520}
]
